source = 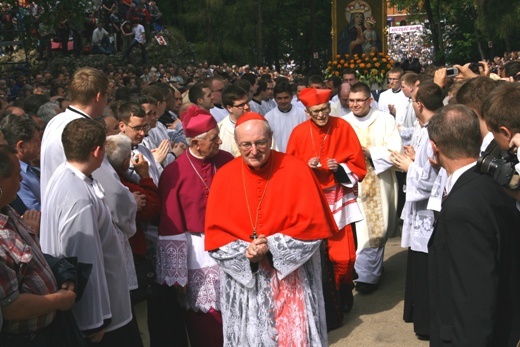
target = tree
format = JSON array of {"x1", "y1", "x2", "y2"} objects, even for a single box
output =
[
  {"x1": 164, "y1": 0, "x2": 331, "y2": 69},
  {"x1": 475, "y1": 0, "x2": 520, "y2": 53}
]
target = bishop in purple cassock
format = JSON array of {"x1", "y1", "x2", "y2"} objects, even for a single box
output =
[{"x1": 156, "y1": 105, "x2": 233, "y2": 347}]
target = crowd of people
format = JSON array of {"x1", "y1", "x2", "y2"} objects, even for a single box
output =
[
  {"x1": 387, "y1": 29, "x2": 434, "y2": 67},
  {"x1": 0, "y1": 0, "x2": 164, "y2": 60},
  {"x1": 1, "y1": 50, "x2": 520, "y2": 347}
]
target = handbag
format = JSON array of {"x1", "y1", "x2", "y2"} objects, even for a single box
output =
[{"x1": 130, "y1": 254, "x2": 158, "y2": 305}]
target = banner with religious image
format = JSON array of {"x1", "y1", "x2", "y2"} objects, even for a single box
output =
[{"x1": 331, "y1": 0, "x2": 386, "y2": 58}]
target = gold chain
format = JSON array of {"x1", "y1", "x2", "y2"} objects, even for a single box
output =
[{"x1": 241, "y1": 156, "x2": 274, "y2": 240}]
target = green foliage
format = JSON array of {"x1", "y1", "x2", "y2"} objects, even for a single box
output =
[{"x1": 165, "y1": 0, "x2": 331, "y2": 68}]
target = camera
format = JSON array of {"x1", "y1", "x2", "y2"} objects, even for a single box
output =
[
  {"x1": 446, "y1": 67, "x2": 459, "y2": 76},
  {"x1": 476, "y1": 142, "x2": 520, "y2": 190}
]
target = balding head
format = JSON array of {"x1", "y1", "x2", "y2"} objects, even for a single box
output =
[{"x1": 339, "y1": 83, "x2": 351, "y2": 109}]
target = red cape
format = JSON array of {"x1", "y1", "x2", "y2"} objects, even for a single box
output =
[
  {"x1": 204, "y1": 151, "x2": 337, "y2": 251},
  {"x1": 286, "y1": 117, "x2": 366, "y2": 189}
]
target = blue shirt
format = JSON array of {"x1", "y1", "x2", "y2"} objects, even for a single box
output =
[{"x1": 19, "y1": 161, "x2": 41, "y2": 210}]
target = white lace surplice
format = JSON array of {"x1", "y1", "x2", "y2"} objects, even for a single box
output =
[
  {"x1": 210, "y1": 234, "x2": 328, "y2": 347},
  {"x1": 156, "y1": 232, "x2": 220, "y2": 312},
  {"x1": 400, "y1": 126, "x2": 438, "y2": 253}
]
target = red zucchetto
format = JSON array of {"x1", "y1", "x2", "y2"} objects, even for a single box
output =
[{"x1": 235, "y1": 112, "x2": 267, "y2": 127}]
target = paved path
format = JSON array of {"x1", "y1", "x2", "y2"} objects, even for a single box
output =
[{"x1": 329, "y1": 237, "x2": 428, "y2": 346}]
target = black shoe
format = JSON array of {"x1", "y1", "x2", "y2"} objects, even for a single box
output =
[
  {"x1": 339, "y1": 284, "x2": 354, "y2": 313},
  {"x1": 355, "y1": 281, "x2": 377, "y2": 294},
  {"x1": 415, "y1": 333, "x2": 429, "y2": 341}
]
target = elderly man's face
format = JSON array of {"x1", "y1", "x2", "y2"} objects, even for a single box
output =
[
  {"x1": 235, "y1": 120, "x2": 272, "y2": 170},
  {"x1": 194, "y1": 126, "x2": 221, "y2": 159},
  {"x1": 306, "y1": 103, "x2": 331, "y2": 127}
]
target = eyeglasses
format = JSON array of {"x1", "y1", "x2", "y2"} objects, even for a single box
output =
[
  {"x1": 124, "y1": 123, "x2": 151, "y2": 132},
  {"x1": 308, "y1": 106, "x2": 330, "y2": 117},
  {"x1": 348, "y1": 97, "x2": 370, "y2": 104},
  {"x1": 238, "y1": 139, "x2": 270, "y2": 151},
  {"x1": 232, "y1": 101, "x2": 250, "y2": 109}
]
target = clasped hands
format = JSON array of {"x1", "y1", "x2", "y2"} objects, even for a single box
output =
[
  {"x1": 389, "y1": 149, "x2": 413, "y2": 172},
  {"x1": 308, "y1": 157, "x2": 339, "y2": 172},
  {"x1": 246, "y1": 235, "x2": 268, "y2": 263}
]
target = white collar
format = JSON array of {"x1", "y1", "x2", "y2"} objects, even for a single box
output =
[{"x1": 445, "y1": 161, "x2": 477, "y2": 195}]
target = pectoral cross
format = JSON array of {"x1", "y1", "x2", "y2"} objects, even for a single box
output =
[{"x1": 250, "y1": 229, "x2": 258, "y2": 240}]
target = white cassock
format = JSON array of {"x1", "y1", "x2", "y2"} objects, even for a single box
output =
[
  {"x1": 93, "y1": 158, "x2": 138, "y2": 290},
  {"x1": 266, "y1": 99, "x2": 277, "y2": 112},
  {"x1": 291, "y1": 96, "x2": 306, "y2": 110},
  {"x1": 330, "y1": 100, "x2": 351, "y2": 117},
  {"x1": 127, "y1": 144, "x2": 162, "y2": 247},
  {"x1": 264, "y1": 106, "x2": 307, "y2": 153},
  {"x1": 248, "y1": 99, "x2": 266, "y2": 116},
  {"x1": 210, "y1": 106, "x2": 229, "y2": 123},
  {"x1": 40, "y1": 106, "x2": 138, "y2": 291},
  {"x1": 145, "y1": 121, "x2": 176, "y2": 167},
  {"x1": 378, "y1": 89, "x2": 415, "y2": 146},
  {"x1": 218, "y1": 115, "x2": 240, "y2": 157},
  {"x1": 127, "y1": 144, "x2": 162, "y2": 186},
  {"x1": 40, "y1": 106, "x2": 89, "y2": 195},
  {"x1": 400, "y1": 125, "x2": 438, "y2": 253},
  {"x1": 40, "y1": 163, "x2": 132, "y2": 332},
  {"x1": 342, "y1": 108, "x2": 402, "y2": 250}
]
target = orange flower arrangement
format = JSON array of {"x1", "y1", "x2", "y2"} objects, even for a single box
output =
[{"x1": 325, "y1": 52, "x2": 395, "y2": 85}]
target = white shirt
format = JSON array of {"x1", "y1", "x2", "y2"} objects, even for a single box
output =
[
  {"x1": 481, "y1": 132, "x2": 494, "y2": 154},
  {"x1": 92, "y1": 27, "x2": 109, "y2": 45},
  {"x1": 132, "y1": 24, "x2": 145, "y2": 44},
  {"x1": 445, "y1": 162, "x2": 477, "y2": 195}
]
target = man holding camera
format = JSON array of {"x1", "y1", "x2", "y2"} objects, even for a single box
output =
[
  {"x1": 427, "y1": 104, "x2": 520, "y2": 346},
  {"x1": 481, "y1": 82, "x2": 520, "y2": 192}
]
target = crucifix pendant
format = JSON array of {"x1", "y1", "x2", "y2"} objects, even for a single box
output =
[{"x1": 250, "y1": 229, "x2": 258, "y2": 240}]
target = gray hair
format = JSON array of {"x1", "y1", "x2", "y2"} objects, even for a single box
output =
[
  {"x1": 106, "y1": 134, "x2": 132, "y2": 169},
  {"x1": 186, "y1": 131, "x2": 208, "y2": 147},
  {"x1": 37, "y1": 101, "x2": 59, "y2": 126}
]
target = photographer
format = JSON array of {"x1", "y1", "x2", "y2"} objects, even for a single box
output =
[
  {"x1": 427, "y1": 105, "x2": 520, "y2": 346},
  {"x1": 481, "y1": 82, "x2": 520, "y2": 208}
]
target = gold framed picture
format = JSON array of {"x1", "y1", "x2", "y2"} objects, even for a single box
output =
[{"x1": 332, "y1": 0, "x2": 387, "y2": 58}]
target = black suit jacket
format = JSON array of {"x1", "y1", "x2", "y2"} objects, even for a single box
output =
[{"x1": 428, "y1": 167, "x2": 520, "y2": 346}]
